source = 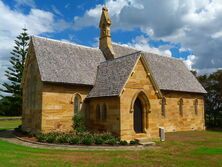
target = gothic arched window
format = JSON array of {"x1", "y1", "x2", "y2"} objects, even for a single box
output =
[
  {"x1": 194, "y1": 99, "x2": 198, "y2": 115},
  {"x1": 96, "y1": 104, "x2": 101, "y2": 120},
  {"x1": 74, "y1": 94, "x2": 81, "y2": 114},
  {"x1": 161, "y1": 97, "x2": 167, "y2": 117},
  {"x1": 179, "y1": 98, "x2": 184, "y2": 117},
  {"x1": 101, "y1": 104, "x2": 107, "y2": 121}
]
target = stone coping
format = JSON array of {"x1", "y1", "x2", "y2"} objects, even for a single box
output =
[{"x1": 0, "y1": 130, "x2": 156, "y2": 151}]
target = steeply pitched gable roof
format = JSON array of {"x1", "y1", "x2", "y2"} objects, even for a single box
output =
[
  {"x1": 30, "y1": 36, "x2": 206, "y2": 94},
  {"x1": 32, "y1": 36, "x2": 105, "y2": 85},
  {"x1": 112, "y1": 44, "x2": 207, "y2": 94},
  {"x1": 87, "y1": 52, "x2": 141, "y2": 98}
]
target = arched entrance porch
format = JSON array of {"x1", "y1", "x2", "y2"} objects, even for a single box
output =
[{"x1": 131, "y1": 91, "x2": 150, "y2": 133}]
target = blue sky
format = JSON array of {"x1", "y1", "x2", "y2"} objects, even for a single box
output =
[
  {"x1": 0, "y1": 0, "x2": 222, "y2": 87},
  {"x1": 3, "y1": 0, "x2": 189, "y2": 57}
]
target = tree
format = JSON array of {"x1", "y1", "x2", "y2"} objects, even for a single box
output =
[
  {"x1": 198, "y1": 70, "x2": 222, "y2": 127},
  {"x1": 0, "y1": 28, "x2": 29, "y2": 116}
]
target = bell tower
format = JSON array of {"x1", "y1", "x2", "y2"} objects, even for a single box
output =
[{"x1": 99, "y1": 7, "x2": 115, "y2": 60}]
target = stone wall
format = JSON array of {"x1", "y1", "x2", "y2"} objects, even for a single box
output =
[
  {"x1": 120, "y1": 58, "x2": 160, "y2": 140},
  {"x1": 120, "y1": 58, "x2": 205, "y2": 141},
  {"x1": 22, "y1": 45, "x2": 42, "y2": 133},
  {"x1": 159, "y1": 91, "x2": 205, "y2": 132},
  {"x1": 87, "y1": 97, "x2": 120, "y2": 136},
  {"x1": 41, "y1": 83, "x2": 91, "y2": 133}
]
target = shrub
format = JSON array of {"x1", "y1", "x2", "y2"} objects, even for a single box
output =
[
  {"x1": 55, "y1": 134, "x2": 69, "y2": 143},
  {"x1": 129, "y1": 140, "x2": 139, "y2": 145},
  {"x1": 68, "y1": 136, "x2": 80, "y2": 144},
  {"x1": 119, "y1": 140, "x2": 128, "y2": 145},
  {"x1": 36, "y1": 134, "x2": 47, "y2": 142},
  {"x1": 73, "y1": 113, "x2": 86, "y2": 133},
  {"x1": 100, "y1": 132, "x2": 115, "y2": 141},
  {"x1": 81, "y1": 135, "x2": 94, "y2": 145},
  {"x1": 36, "y1": 132, "x2": 60, "y2": 143},
  {"x1": 45, "y1": 133, "x2": 58, "y2": 143},
  {"x1": 105, "y1": 138, "x2": 117, "y2": 145},
  {"x1": 36, "y1": 131, "x2": 122, "y2": 146},
  {"x1": 94, "y1": 136, "x2": 104, "y2": 145}
]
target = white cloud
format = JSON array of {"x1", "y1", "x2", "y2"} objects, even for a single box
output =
[
  {"x1": 15, "y1": 0, "x2": 36, "y2": 8},
  {"x1": 51, "y1": 5, "x2": 63, "y2": 16},
  {"x1": 0, "y1": 0, "x2": 56, "y2": 87},
  {"x1": 183, "y1": 54, "x2": 197, "y2": 70},
  {"x1": 74, "y1": 0, "x2": 222, "y2": 73},
  {"x1": 73, "y1": 0, "x2": 141, "y2": 30},
  {"x1": 126, "y1": 35, "x2": 172, "y2": 57}
]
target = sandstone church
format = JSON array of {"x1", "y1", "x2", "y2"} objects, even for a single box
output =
[{"x1": 21, "y1": 7, "x2": 206, "y2": 140}]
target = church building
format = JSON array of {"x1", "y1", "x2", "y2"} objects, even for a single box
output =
[{"x1": 21, "y1": 7, "x2": 206, "y2": 141}]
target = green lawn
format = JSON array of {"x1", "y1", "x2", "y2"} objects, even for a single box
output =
[
  {"x1": 0, "y1": 119, "x2": 21, "y2": 130},
  {"x1": 0, "y1": 120, "x2": 222, "y2": 167},
  {"x1": 0, "y1": 115, "x2": 21, "y2": 118}
]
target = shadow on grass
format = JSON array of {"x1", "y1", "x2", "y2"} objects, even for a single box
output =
[
  {"x1": 0, "y1": 130, "x2": 15, "y2": 139},
  {"x1": 206, "y1": 127, "x2": 222, "y2": 132}
]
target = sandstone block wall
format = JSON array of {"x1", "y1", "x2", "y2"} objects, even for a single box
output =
[
  {"x1": 41, "y1": 83, "x2": 91, "y2": 133},
  {"x1": 87, "y1": 97, "x2": 120, "y2": 136},
  {"x1": 159, "y1": 91, "x2": 205, "y2": 132},
  {"x1": 120, "y1": 58, "x2": 205, "y2": 141},
  {"x1": 120, "y1": 58, "x2": 160, "y2": 140},
  {"x1": 22, "y1": 46, "x2": 42, "y2": 133}
]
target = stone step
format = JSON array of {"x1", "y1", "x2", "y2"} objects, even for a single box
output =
[
  {"x1": 135, "y1": 138, "x2": 155, "y2": 146},
  {"x1": 134, "y1": 133, "x2": 148, "y2": 138},
  {"x1": 135, "y1": 137, "x2": 150, "y2": 143},
  {"x1": 139, "y1": 141, "x2": 156, "y2": 146}
]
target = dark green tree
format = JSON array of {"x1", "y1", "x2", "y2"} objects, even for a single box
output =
[
  {"x1": 198, "y1": 70, "x2": 222, "y2": 127},
  {"x1": 0, "y1": 28, "x2": 29, "y2": 116}
]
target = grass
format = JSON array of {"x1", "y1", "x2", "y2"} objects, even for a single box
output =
[
  {"x1": 0, "y1": 115, "x2": 21, "y2": 118},
  {"x1": 0, "y1": 119, "x2": 21, "y2": 130},
  {"x1": 0, "y1": 120, "x2": 222, "y2": 167}
]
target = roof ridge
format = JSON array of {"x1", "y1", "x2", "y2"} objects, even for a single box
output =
[
  {"x1": 31, "y1": 35, "x2": 99, "y2": 50},
  {"x1": 100, "y1": 51, "x2": 141, "y2": 64},
  {"x1": 113, "y1": 42, "x2": 182, "y2": 62}
]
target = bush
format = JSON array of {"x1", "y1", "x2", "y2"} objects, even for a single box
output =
[
  {"x1": 36, "y1": 132, "x2": 122, "y2": 146},
  {"x1": 73, "y1": 113, "x2": 86, "y2": 133},
  {"x1": 94, "y1": 136, "x2": 104, "y2": 145},
  {"x1": 81, "y1": 135, "x2": 94, "y2": 145},
  {"x1": 100, "y1": 132, "x2": 116, "y2": 141},
  {"x1": 119, "y1": 140, "x2": 128, "y2": 145},
  {"x1": 129, "y1": 140, "x2": 138, "y2": 145},
  {"x1": 55, "y1": 134, "x2": 69, "y2": 143},
  {"x1": 105, "y1": 138, "x2": 117, "y2": 145},
  {"x1": 45, "y1": 133, "x2": 58, "y2": 143},
  {"x1": 68, "y1": 136, "x2": 80, "y2": 144},
  {"x1": 36, "y1": 134, "x2": 47, "y2": 142}
]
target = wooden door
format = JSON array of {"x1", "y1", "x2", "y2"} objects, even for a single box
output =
[{"x1": 133, "y1": 98, "x2": 143, "y2": 133}]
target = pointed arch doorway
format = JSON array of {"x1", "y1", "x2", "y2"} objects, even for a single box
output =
[
  {"x1": 133, "y1": 98, "x2": 143, "y2": 133},
  {"x1": 131, "y1": 91, "x2": 150, "y2": 133}
]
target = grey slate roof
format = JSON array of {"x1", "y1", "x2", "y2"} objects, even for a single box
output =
[
  {"x1": 112, "y1": 44, "x2": 207, "y2": 94},
  {"x1": 88, "y1": 52, "x2": 141, "y2": 98},
  {"x1": 31, "y1": 36, "x2": 206, "y2": 96},
  {"x1": 32, "y1": 36, "x2": 105, "y2": 85},
  {"x1": 144, "y1": 53, "x2": 206, "y2": 93}
]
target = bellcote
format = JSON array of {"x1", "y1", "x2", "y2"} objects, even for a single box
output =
[{"x1": 99, "y1": 7, "x2": 115, "y2": 60}]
